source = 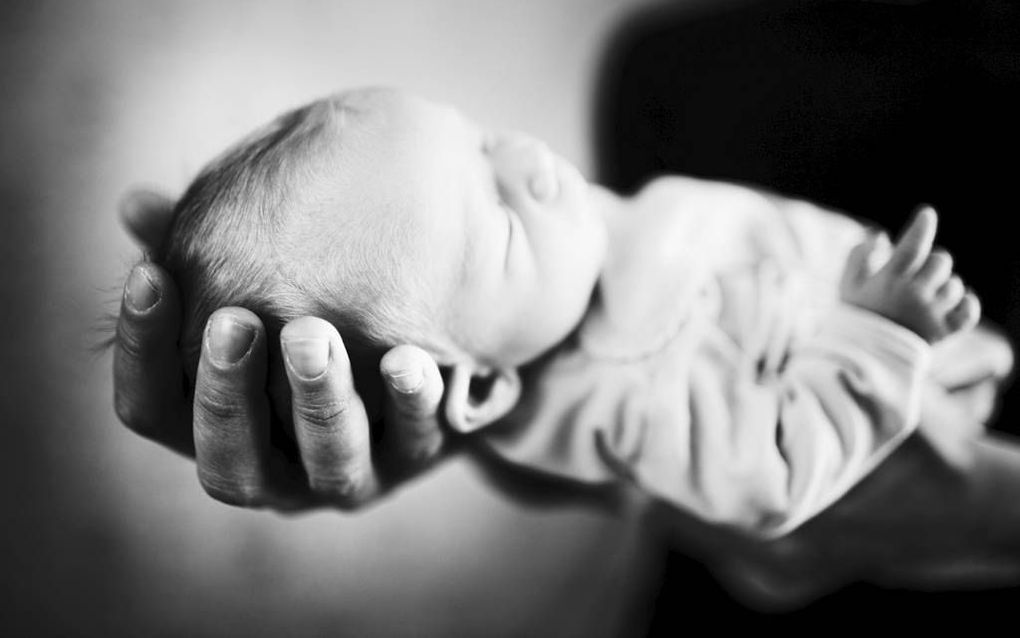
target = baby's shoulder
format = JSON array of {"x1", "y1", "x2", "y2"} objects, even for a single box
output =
[
  {"x1": 588, "y1": 176, "x2": 872, "y2": 358},
  {"x1": 635, "y1": 176, "x2": 870, "y2": 275},
  {"x1": 635, "y1": 175, "x2": 775, "y2": 221},
  {"x1": 583, "y1": 177, "x2": 776, "y2": 356}
]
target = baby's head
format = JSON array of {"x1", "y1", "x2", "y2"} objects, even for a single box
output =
[{"x1": 161, "y1": 87, "x2": 607, "y2": 431}]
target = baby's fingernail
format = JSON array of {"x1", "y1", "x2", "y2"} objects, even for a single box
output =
[
  {"x1": 282, "y1": 338, "x2": 330, "y2": 380},
  {"x1": 386, "y1": 367, "x2": 424, "y2": 394},
  {"x1": 207, "y1": 316, "x2": 255, "y2": 365},
  {"x1": 125, "y1": 265, "x2": 160, "y2": 312}
]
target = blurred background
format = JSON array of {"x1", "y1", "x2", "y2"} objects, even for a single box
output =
[{"x1": 3, "y1": 0, "x2": 1020, "y2": 635}]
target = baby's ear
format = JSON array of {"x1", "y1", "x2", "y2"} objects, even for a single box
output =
[{"x1": 444, "y1": 363, "x2": 521, "y2": 433}]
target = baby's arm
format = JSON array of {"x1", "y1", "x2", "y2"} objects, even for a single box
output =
[
  {"x1": 840, "y1": 206, "x2": 981, "y2": 343},
  {"x1": 705, "y1": 206, "x2": 986, "y2": 537}
]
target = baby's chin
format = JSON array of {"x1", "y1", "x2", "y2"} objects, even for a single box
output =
[
  {"x1": 440, "y1": 321, "x2": 567, "y2": 371},
  {"x1": 507, "y1": 290, "x2": 601, "y2": 367}
]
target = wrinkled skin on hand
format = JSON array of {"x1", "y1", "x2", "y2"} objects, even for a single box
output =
[{"x1": 113, "y1": 189, "x2": 449, "y2": 511}]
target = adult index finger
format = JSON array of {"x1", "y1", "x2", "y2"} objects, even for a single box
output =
[
  {"x1": 113, "y1": 262, "x2": 193, "y2": 455},
  {"x1": 281, "y1": 317, "x2": 381, "y2": 509},
  {"x1": 883, "y1": 205, "x2": 938, "y2": 276},
  {"x1": 193, "y1": 308, "x2": 273, "y2": 507}
]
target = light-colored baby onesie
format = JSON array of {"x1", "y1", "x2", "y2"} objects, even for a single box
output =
[{"x1": 484, "y1": 178, "x2": 980, "y2": 538}]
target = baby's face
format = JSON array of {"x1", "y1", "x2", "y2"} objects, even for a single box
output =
[{"x1": 315, "y1": 88, "x2": 607, "y2": 367}]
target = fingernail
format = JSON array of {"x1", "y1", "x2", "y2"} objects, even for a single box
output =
[
  {"x1": 125, "y1": 266, "x2": 160, "y2": 312},
  {"x1": 386, "y1": 367, "x2": 424, "y2": 394},
  {"x1": 207, "y1": 316, "x2": 255, "y2": 365},
  {"x1": 282, "y1": 338, "x2": 330, "y2": 380}
]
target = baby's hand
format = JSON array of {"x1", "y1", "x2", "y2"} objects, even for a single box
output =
[{"x1": 839, "y1": 206, "x2": 980, "y2": 343}]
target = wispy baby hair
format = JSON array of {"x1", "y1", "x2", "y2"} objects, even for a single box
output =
[
  {"x1": 158, "y1": 98, "x2": 346, "y2": 371},
  {"x1": 155, "y1": 88, "x2": 447, "y2": 414}
]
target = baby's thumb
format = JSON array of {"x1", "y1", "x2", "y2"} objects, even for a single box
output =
[{"x1": 842, "y1": 233, "x2": 881, "y2": 287}]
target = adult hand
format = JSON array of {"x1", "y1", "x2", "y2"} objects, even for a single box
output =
[{"x1": 112, "y1": 189, "x2": 448, "y2": 511}]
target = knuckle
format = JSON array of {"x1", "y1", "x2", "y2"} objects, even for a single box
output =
[
  {"x1": 900, "y1": 246, "x2": 922, "y2": 263},
  {"x1": 390, "y1": 380, "x2": 443, "y2": 423},
  {"x1": 194, "y1": 386, "x2": 242, "y2": 422},
  {"x1": 293, "y1": 395, "x2": 349, "y2": 430},
  {"x1": 897, "y1": 241, "x2": 924, "y2": 261},
  {"x1": 908, "y1": 283, "x2": 932, "y2": 302},
  {"x1": 392, "y1": 393, "x2": 433, "y2": 422},
  {"x1": 114, "y1": 321, "x2": 146, "y2": 361},
  {"x1": 899, "y1": 238, "x2": 920, "y2": 254}
]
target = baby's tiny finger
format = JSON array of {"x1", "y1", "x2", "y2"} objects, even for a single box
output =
[
  {"x1": 935, "y1": 275, "x2": 966, "y2": 310},
  {"x1": 914, "y1": 249, "x2": 953, "y2": 292},
  {"x1": 946, "y1": 292, "x2": 981, "y2": 334},
  {"x1": 885, "y1": 205, "x2": 937, "y2": 275}
]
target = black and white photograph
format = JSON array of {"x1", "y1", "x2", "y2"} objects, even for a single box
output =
[{"x1": 3, "y1": 0, "x2": 1020, "y2": 635}]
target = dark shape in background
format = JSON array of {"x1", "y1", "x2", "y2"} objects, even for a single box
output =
[{"x1": 593, "y1": 0, "x2": 1020, "y2": 629}]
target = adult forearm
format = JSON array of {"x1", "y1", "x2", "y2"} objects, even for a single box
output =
[
  {"x1": 872, "y1": 431, "x2": 1020, "y2": 588},
  {"x1": 652, "y1": 409, "x2": 1020, "y2": 610}
]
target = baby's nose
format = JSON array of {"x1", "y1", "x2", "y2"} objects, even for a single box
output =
[{"x1": 486, "y1": 134, "x2": 559, "y2": 204}]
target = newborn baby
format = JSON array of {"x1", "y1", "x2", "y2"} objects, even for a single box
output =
[{"x1": 161, "y1": 87, "x2": 1005, "y2": 538}]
